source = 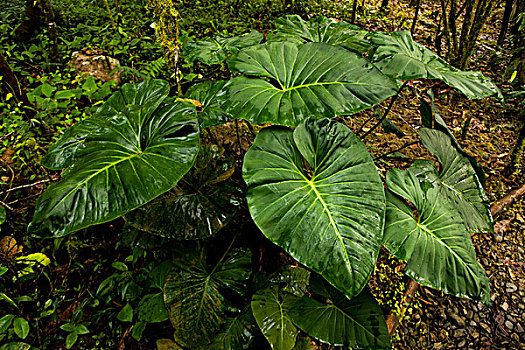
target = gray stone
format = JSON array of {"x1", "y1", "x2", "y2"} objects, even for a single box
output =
[
  {"x1": 458, "y1": 340, "x2": 467, "y2": 348},
  {"x1": 516, "y1": 323, "x2": 524, "y2": 334},
  {"x1": 502, "y1": 301, "x2": 509, "y2": 311},
  {"x1": 448, "y1": 311, "x2": 466, "y2": 328},
  {"x1": 506, "y1": 283, "x2": 518, "y2": 293},
  {"x1": 505, "y1": 320, "x2": 514, "y2": 330}
]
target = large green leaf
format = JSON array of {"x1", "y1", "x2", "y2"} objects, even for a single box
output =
[
  {"x1": 414, "y1": 128, "x2": 492, "y2": 233},
  {"x1": 29, "y1": 81, "x2": 200, "y2": 237},
  {"x1": 136, "y1": 293, "x2": 169, "y2": 323},
  {"x1": 43, "y1": 80, "x2": 170, "y2": 170},
  {"x1": 369, "y1": 31, "x2": 502, "y2": 99},
  {"x1": 185, "y1": 81, "x2": 231, "y2": 128},
  {"x1": 243, "y1": 118, "x2": 385, "y2": 299},
  {"x1": 289, "y1": 275, "x2": 390, "y2": 349},
  {"x1": 163, "y1": 246, "x2": 252, "y2": 348},
  {"x1": 384, "y1": 169, "x2": 490, "y2": 304},
  {"x1": 251, "y1": 286, "x2": 298, "y2": 350},
  {"x1": 224, "y1": 42, "x2": 398, "y2": 126},
  {"x1": 184, "y1": 30, "x2": 263, "y2": 65},
  {"x1": 270, "y1": 15, "x2": 369, "y2": 54},
  {"x1": 125, "y1": 145, "x2": 240, "y2": 240}
]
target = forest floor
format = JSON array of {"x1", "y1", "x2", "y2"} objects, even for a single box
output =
[{"x1": 1, "y1": 0, "x2": 524, "y2": 349}]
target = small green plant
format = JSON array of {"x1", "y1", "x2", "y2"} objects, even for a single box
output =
[{"x1": 28, "y1": 15, "x2": 500, "y2": 349}]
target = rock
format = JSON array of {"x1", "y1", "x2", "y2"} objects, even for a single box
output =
[
  {"x1": 517, "y1": 323, "x2": 524, "y2": 333},
  {"x1": 433, "y1": 343, "x2": 443, "y2": 350},
  {"x1": 505, "y1": 320, "x2": 514, "y2": 330},
  {"x1": 70, "y1": 50, "x2": 121, "y2": 83},
  {"x1": 448, "y1": 311, "x2": 466, "y2": 328},
  {"x1": 494, "y1": 234, "x2": 503, "y2": 242},
  {"x1": 502, "y1": 301, "x2": 509, "y2": 311},
  {"x1": 506, "y1": 283, "x2": 518, "y2": 293},
  {"x1": 471, "y1": 331, "x2": 479, "y2": 339},
  {"x1": 480, "y1": 322, "x2": 491, "y2": 333},
  {"x1": 458, "y1": 340, "x2": 467, "y2": 348}
]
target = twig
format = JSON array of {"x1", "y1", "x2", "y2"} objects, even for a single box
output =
[
  {"x1": 234, "y1": 119, "x2": 243, "y2": 154},
  {"x1": 0, "y1": 199, "x2": 13, "y2": 211},
  {"x1": 491, "y1": 183, "x2": 525, "y2": 218},
  {"x1": 0, "y1": 178, "x2": 53, "y2": 196}
]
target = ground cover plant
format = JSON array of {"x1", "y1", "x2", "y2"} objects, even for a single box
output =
[{"x1": 1, "y1": 0, "x2": 524, "y2": 349}]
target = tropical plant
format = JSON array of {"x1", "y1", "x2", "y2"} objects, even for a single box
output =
[{"x1": 28, "y1": 15, "x2": 500, "y2": 349}]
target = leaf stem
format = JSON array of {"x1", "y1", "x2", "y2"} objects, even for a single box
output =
[{"x1": 362, "y1": 81, "x2": 409, "y2": 139}]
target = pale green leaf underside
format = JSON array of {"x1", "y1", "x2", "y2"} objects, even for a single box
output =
[
  {"x1": 251, "y1": 286, "x2": 298, "y2": 350},
  {"x1": 369, "y1": 31, "x2": 502, "y2": 100},
  {"x1": 224, "y1": 42, "x2": 398, "y2": 126},
  {"x1": 414, "y1": 128, "x2": 492, "y2": 233},
  {"x1": 243, "y1": 118, "x2": 385, "y2": 299},
  {"x1": 29, "y1": 81, "x2": 200, "y2": 237},
  {"x1": 384, "y1": 169, "x2": 490, "y2": 304}
]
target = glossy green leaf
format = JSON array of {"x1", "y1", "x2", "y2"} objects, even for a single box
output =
[
  {"x1": 43, "y1": 80, "x2": 170, "y2": 170},
  {"x1": 251, "y1": 286, "x2": 297, "y2": 350},
  {"x1": 369, "y1": 31, "x2": 502, "y2": 99},
  {"x1": 125, "y1": 145, "x2": 240, "y2": 240},
  {"x1": 290, "y1": 275, "x2": 390, "y2": 349},
  {"x1": 66, "y1": 332, "x2": 78, "y2": 349},
  {"x1": 210, "y1": 312, "x2": 254, "y2": 350},
  {"x1": 163, "y1": 246, "x2": 252, "y2": 347},
  {"x1": 0, "y1": 207, "x2": 5, "y2": 226},
  {"x1": 13, "y1": 318, "x2": 29, "y2": 339},
  {"x1": 243, "y1": 118, "x2": 385, "y2": 298},
  {"x1": 137, "y1": 293, "x2": 169, "y2": 323},
  {"x1": 29, "y1": 80, "x2": 200, "y2": 237},
  {"x1": 0, "y1": 342, "x2": 31, "y2": 350},
  {"x1": 224, "y1": 42, "x2": 398, "y2": 126},
  {"x1": 384, "y1": 169, "x2": 490, "y2": 304},
  {"x1": 414, "y1": 128, "x2": 492, "y2": 233},
  {"x1": 184, "y1": 30, "x2": 263, "y2": 65},
  {"x1": 117, "y1": 303, "x2": 133, "y2": 322},
  {"x1": 271, "y1": 15, "x2": 369, "y2": 54},
  {"x1": 269, "y1": 266, "x2": 310, "y2": 297},
  {"x1": 131, "y1": 321, "x2": 146, "y2": 341},
  {"x1": 0, "y1": 314, "x2": 14, "y2": 334},
  {"x1": 185, "y1": 81, "x2": 231, "y2": 128}
]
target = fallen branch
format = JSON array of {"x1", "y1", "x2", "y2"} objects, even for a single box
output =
[
  {"x1": 386, "y1": 184, "x2": 525, "y2": 335},
  {"x1": 490, "y1": 183, "x2": 525, "y2": 218}
]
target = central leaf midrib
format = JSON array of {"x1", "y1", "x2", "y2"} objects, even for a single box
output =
[
  {"x1": 277, "y1": 81, "x2": 376, "y2": 93},
  {"x1": 326, "y1": 303, "x2": 377, "y2": 339}
]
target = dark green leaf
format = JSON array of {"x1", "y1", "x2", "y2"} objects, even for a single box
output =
[
  {"x1": 0, "y1": 342, "x2": 31, "y2": 350},
  {"x1": 384, "y1": 169, "x2": 490, "y2": 304},
  {"x1": 381, "y1": 117, "x2": 405, "y2": 138},
  {"x1": 243, "y1": 118, "x2": 385, "y2": 299},
  {"x1": 369, "y1": 31, "x2": 502, "y2": 99},
  {"x1": 125, "y1": 145, "x2": 240, "y2": 240},
  {"x1": 290, "y1": 276, "x2": 390, "y2": 349},
  {"x1": 150, "y1": 260, "x2": 174, "y2": 290},
  {"x1": 112, "y1": 262, "x2": 128, "y2": 271},
  {"x1": 131, "y1": 321, "x2": 146, "y2": 341},
  {"x1": 117, "y1": 303, "x2": 134, "y2": 322},
  {"x1": 137, "y1": 293, "x2": 168, "y2": 323},
  {"x1": 224, "y1": 42, "x2": 398, "y2": 126},
  {"x1": 13, "y1": 318, "x2": 29, "y2": 339},
  {"x1": 271, "y1": 15, "x2": 369, "y2": 54},
  {"x1": 210, "y1": 312, "x2": 254, "y2": 350},
  {"x1": 416, "y1": 128, "x2": 492, "y2": 233},
  {"x1": 163, "y1": 246, "x2": 252, "y2": 347},
  {"x1": 0, "y1": 207, "x2": 6, "y2": 225},
  {"x1": 269, "y1": 266, "x2": 310, "y2": 297},
  {"x1": 251, "y1": 286, "x2": 297, "y2": 350},
  {"x1": 30, "y1": 80, "x2": 200, "y2": 237},
  {"x1": 185, "y1": 81, "x2": 231, "y2": 128},
  {"x1": 184, "y1": 30, "x2": 263, "y2": 65}
]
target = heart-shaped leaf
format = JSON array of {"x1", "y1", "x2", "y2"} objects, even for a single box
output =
[
  {"x1": 136, "y1": 293, "x2": 169, "y2": 323},
  {"x1": 384, "y1": 169, "x2": 490, "y2": 304},
  {"x1": 414, "y1": 128, "x2": 492, "y2": 233},
  {"x1": 29, "y1": 81, "x2": 200, "y2": 237},
  {"x1": 184, "y1": 30, "x2": 263, "y2": 65},
  {"x1": 251, "y1": 286, "x2": 298, "y2": 350},
  {"x1": 125, "y1": 145, "x2": 240, "y2": 240},
  {"x1": 185, "y1": 81, "x2": 231, "y2": 128},
  {"x1": 224, "y1": 42, "x2": 398, "y2": 126},
  {"x1": 163, "y1": 246, "x2": 252, "y2": 347},
  {"x1": 210, "y1": 310, "x2": 254, "y2": 350},
  {"x1": 290, "y1": 275, "x2": 390, "y2": 349},
  {"x1": 369, "y1": 31, "x2": 501, "y2": 100},
  {"x1": 270, "y1": 15, "x2": 369, "y2": 54},
  {"x1": 243, "y1": 118, "x2": 385, "y2": 299}
]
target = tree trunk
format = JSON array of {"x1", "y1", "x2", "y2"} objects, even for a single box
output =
[
  {"x1": 0, "y1": 53, "x2": 35, "y2": 116},
  {"x1": 352, "y1": 0, "x2": 358, "y2": 23},
  {"x1": 410, "y1": 0, "x2": 422, "y2": 34},
  {"x1": 380, "y1": 0, "x2": 389, "y2": 12},
  {"x1": 498, "y1": 0, "x2": 514, "y2": 46}
]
